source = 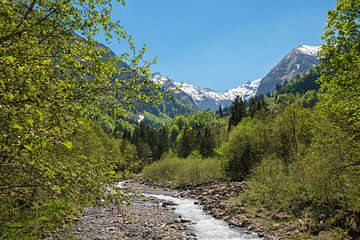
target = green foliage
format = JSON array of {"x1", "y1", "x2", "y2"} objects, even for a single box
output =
[
  {"x1": 228, "y1": 96, "x2": 247, "y2": 129},
  {"x1": 0, "y1": 0, "x2": 161, "y2": 237},
  {"x1": 142, "y1": 111, "x2": 171, "y2": 127},
  {"x1": 0, "y1": 123, "x2": 130, "y2": 238},
  {"x1": 171, "y1": 111, "x2": 226, "y2": 158},
  {"x1": 141, "y1": 151, "x2": 225, "y2": 187},
  {"x1": 274, "y1": 68, "x2": 321, "y2": 97},
  {"x1": 241, "y1": 112, "x2": 360, "y2": 215},
  {"x1": 273, "y1": 68, "x2": 321, "y2": 109},
  {"x1": 221, "y1": 119, "x2": 260, "y2": 181},
  {"x1": 273, "y1": 99, "x2": 315, "y2": 164},
  {"x1": 319, "y1": 0, "x2": 360, "y2": 135},
  {"x1": 220, "y1": 98, "x2": 314, "y2": 181},
  {"x1": 177, "y1": 126, "x2": 194, "y2": 158},
  {"x1": 228, "y1": 107, "x2": 359, "y2": 234},
  {"x1": 137, "y1": 95, "x2": 195, "y2": 118},
  {"x1": 2, "y1": 199, "x2": 76, "y2": 239},
  {"x1": 130, "y1": 122, "x2": 170, "y2": 163}
]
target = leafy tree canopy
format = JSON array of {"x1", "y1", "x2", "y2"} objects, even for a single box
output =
[
  {"x1": 0, "y1": 1, "x2": 163, "y2": 236},
  {"x1": 319, "y1": 0, "x2": 360, "y2": 135}
]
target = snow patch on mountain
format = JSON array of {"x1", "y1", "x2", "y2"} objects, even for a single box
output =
[
  {"x1": 172, "y1": 81, "x2": 229, "y2": 101},
  {"x1": 296, "y1": 45, "x2": 321, "y2": 58},
  {"x1": 256, "y1": 44, "x2": 321, "y2": 96},
  {"x1": 151, "y1": 72, "x2": 169, "y2": 85},
  {"x1": 223, "y1": 79, "x2": 262, "y2": 100},
  {"x1": 150, "y1": 73, "x2": 261, "y2": 110}
]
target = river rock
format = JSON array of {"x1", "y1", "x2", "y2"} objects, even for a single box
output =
[{"x1": 270, "y1": 211, "x2": 288, "y2": 221}]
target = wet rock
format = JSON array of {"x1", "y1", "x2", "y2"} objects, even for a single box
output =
[
  {"x1": 161, "y1": 201, "x2": 178, "y2": 207},
  {"x1": 223, "y1": 215, "x2": 231, "y2": 221},
  {"x1": 180, "y1": 218, "x2": 191, "y2": 223},
  {"x1": 228, "y1": 216, "x2": 249, "y2": 227}
]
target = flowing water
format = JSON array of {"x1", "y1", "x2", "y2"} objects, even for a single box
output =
[{"x1": 148, "y1": 194, "x2": 263, "y2": 240}]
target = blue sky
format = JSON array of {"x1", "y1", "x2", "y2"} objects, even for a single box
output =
[{"x1": 100, "y1": 0, "x2": 335, "y2": 91}]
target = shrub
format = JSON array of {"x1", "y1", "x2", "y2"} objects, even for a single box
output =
[
  {"x1": 141, "y1": 151, "x2": 225, "y2": 186},
  {"x1": 236, "y1": 115, "x2": 360, "y2": 220}
]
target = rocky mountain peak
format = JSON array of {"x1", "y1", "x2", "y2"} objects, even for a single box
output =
[
  {"x1": 256, "y1": 44, "x2": 320, "y2": 96},
  {"x1": 296, "y1": 45, "x2": 321, "y2": 57},
  {"x1": 150, "y1": 73, "x2": 260, "y2": 111}
]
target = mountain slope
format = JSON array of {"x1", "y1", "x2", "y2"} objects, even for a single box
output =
[
  {"x1": 256, "y1": 45, "x2": 321, "y2": 96},
  {"x1": 151, "y1": 73, "x2": 261, "y2": 111},
  {"x1": 97, "y1": 41, "x2": 321, "y2": 114}
]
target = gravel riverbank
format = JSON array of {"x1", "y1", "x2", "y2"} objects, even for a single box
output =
[
  {"x1": 51, "y1": 180, "x2": 350, "y2": 240},
  {"x1": 52, "y1": 180, "x2": 276, "y2": 239},
  {"x1": 70, "y1": 182, "x2": 195, "y2": 240}
]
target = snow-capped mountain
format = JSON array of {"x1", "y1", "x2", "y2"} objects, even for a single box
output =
[
  {"x1": 151, "y1": 44, "x2": 320, "y2": 111},
  {"x1": 296, "y1": 45, "x2": 321, "y2": 57},
  {"x1": 256, "y1": 44, "x2": 321, "y2": 96},
  {"x1": 151, "y1": 73, "x2": 261, "y2": 111},
  {"x1": 223, "y1": 79, "x2": 262, "y2": 100}
]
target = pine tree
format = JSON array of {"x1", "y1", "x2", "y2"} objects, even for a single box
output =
[
  {"x1": 216, "y1": 105, "x2": 224, "y2": 118},
  {"x1": 178, "y1": 127, "x2": 193, "y2": 158},
  {"x1": 248, "y1": 97, "x2": 257, "y2": 118},
  {"x1": 200, "y1": 126, "x2": 216, "y2": 157},
  {"x1": 228, "y1": 96, "x2": 247, "y2": 130}
]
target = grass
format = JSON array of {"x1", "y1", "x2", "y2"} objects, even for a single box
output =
[{"x1": 141, "y1": 152, "x2": 225, "y2": 187}]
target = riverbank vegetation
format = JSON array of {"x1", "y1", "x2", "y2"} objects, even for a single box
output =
[{"x1": 141, "y1": 151, "x2": 225, "y2": 187}]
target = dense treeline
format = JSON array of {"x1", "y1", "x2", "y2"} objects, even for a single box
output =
[{"x1": 121, "y1": 111, "x2": 227, "y2": 163}]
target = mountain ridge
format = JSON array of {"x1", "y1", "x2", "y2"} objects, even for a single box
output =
[
  {"x1": 151, "y1": 44, "x2": 321, "y2": 111},
  {"x1": 151, "y1": 73, "x2": 261, "y2": 111},
  {"x1": 95, "y1": 41, "x2": 321, "y2": 113},
  {"x1": 256, "y1": 44, "x2": 321, "y2": 96}
]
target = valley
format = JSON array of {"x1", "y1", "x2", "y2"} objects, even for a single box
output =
[{"x1": 1, "y1": 1, "x2": 359, "y2": 240}]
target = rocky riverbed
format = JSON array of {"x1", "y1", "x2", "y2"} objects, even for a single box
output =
[
  {"x1": 61, "y1": 180, "x2": 270, "y2": 240},
  {"x1": 70, "y1": 182, "x2": 195, "y2": 240},
  {"x1": 50, "y1": 179, "x2": 352, "y2": 240},
  {"x1": 177, "y1": 181, "x2": 279, "y2": 239}
]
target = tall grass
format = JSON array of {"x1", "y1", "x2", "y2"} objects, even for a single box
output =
[{"x1": 141, "y1": 151, "x2": 225, "y2": 186}]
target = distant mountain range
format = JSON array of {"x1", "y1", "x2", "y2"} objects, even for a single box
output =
[
  {"x1": 151, "y1": 73, "x2": 261, "y2": 111},
  {"x1": 96, "y1": 41, "x2": 321, "y2": 114},
  {"x1": 151, "y1": 44, "x2": 321, "y2": 111}
]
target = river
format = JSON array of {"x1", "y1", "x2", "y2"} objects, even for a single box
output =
[{"x1": 147, "y1": 193, "x2": 263, "y2": 240}]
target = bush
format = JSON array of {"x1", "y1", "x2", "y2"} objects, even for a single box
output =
[
  {"x1": 220, "y1": 119, "x2": 260, "y2": 181},
  {"x1": 0, "y1": 123, "x2": 128, "y2": 239},
  {"x1": 236, "y1": 114, "x2": 360, "y2": 222},
  {"x1": 141, "y1": 151, "x2": 225, "y2": 186}
]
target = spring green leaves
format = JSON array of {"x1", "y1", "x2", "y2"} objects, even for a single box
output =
[
  {"x1": 319, "y1": 0, "x2": 360, "y2": 135},
  {"x1": 0, "y1": 0, "x2": 162, "y2": 237}
]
